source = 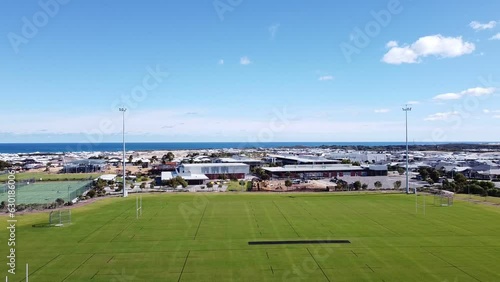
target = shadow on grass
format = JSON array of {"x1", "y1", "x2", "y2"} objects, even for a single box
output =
[{"x1": 32, "y1": 222, "x2": 59, "y2": 228}]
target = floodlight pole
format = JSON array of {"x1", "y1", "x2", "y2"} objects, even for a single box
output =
[
  {"x1": 402, "y1": 105, "x2": 412, "y2": 194},
  {"x1": 120, "y1": 108, "x2": 128, "y2": 197}
]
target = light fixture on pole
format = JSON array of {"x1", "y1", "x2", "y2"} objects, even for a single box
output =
[
  {"x1": 119, "y1": 107, "x2": 128, "y2": 198},
  {"x1": 402, "y1": 105, "x2": 412, "y2": 194}
]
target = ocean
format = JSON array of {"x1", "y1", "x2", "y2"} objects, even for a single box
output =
[{"x1": 0, "y1": 142, "x2": 473, "y2": 154}]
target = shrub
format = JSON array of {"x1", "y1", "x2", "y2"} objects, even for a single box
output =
[
  {"x1": 55, "y1": 198, "x2": 65, "y2": 206},
  {"x1": 487, "y1": 189, "x2": 497, "y2": 197},
  {"x1": 87, "y1": 189, "x2": 96, "y2": 198}
]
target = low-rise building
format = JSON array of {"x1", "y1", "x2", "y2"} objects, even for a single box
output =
[
  {"x1": 262, "y1": 164, "x2": 387, "y2": 179},
  {"x1": 178, "y1": 163, "x2": 250, "y2": 180}
]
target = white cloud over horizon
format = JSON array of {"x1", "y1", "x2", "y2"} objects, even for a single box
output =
[
  {"x1": 382, "y1": 35, "x2": 475, "y2": 64},
  {"x1": 374, "y1": 109, "x2": 390, "y2": 113},
  {"x1": 2, "y1": 107, "x2": 498, "y2": 143}
]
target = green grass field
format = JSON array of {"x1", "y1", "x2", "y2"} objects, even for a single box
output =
[{"x1": 2, "y1": 193, "x2": 500, "y2": 281}]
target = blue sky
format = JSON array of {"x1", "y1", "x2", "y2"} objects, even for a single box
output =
[{"x1": 1, "y1": 0, "x2": 499, "y2": 143}]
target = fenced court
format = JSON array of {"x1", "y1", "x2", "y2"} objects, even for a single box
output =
[{"x1": 1, "y1": 180, "x2": 92, "y2": 204}]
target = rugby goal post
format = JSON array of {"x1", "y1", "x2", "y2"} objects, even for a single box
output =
[
  {"x1": 49, "y1": 209, "x2": 71, "y2": 226},
  {"x1": 136, "y1": 194, "x2": 142, "y2": 219}
]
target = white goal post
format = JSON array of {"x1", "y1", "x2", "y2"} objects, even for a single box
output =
[
  {"x1": 49, "y1": 209, "x2": 71, "y2": 226},
  {"x1": 434, "y1": 190, "x2": 454, "y2": 207},
  {"x1": 136, "y1": 194, "x2": 142, "y2": 219}
]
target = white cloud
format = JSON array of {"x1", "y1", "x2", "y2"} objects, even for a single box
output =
[
  {"x1": 494, "y1": 115, "x2": 500, "y2": 119},
  {"x1": 218, "y1": 59, "x2": 224, "y2": 65},
  {"x1": 461, "y1": 87, "x2": 496, "y2": 96},
  {"x1": 240, "y1": 56, "x2": 252, "y2": 65},
  {"x1": 433, "y1": 93, "x2": 462, "y2": 101},
  {"x1": 433, "y1": 87, "x2": 496, "y2": 101},
  {"x1": 382, "y1": 35, "x2": 475, "y2": 64},
  {"x1": 374, "y1": 109, "x2": 390, "y2": 113},
  {"x1": 386, "y1": 41, "x2": 398, "y2": 48},
  {"x1": 269, "y1": 23, "x2": 280, "y2": 39},
  {"x1": 318, "y1": 75, "x2": 334, "y2": 81},
  {"x1": 424, "y1": 111, "x2": 459, "y2": 121},
  {"x1": 407, "y1": 101, "x2": 420, "y2": 105},
  {"x1": 469, "y1": 20, "x2": 497, "y2": 31},
  {"x1": 489, "y1": 33, "x2": 500, "y2": 40},
  {"x1": 382, "y1": 46, "x2": 419, "y2": 64},
  {"x1": 483, "y1": 109, "x2": 490, "y2": 114}
]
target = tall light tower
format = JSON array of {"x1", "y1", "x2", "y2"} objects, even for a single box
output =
[
  {"x1": 119, "y1": 108, "x2": 128, "y2": 197},
  {"x1": 402, "y1": 105, "x2": 412, "y2": 194}
]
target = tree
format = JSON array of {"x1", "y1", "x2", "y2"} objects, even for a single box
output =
[
  {"x1": 207, "y1": 182, "x2": 214, "y2": 188},
  {"x1": 150, "y1": 155, "x2": 158, "y2": 163},
  {"x1": 479, "y1": 181, "x2": 495, "y2": 190},
  {"x1": 397, "y1": 167, "x2": 405, "y2": 175},
  {"x1": 0, "y1": 160, "x2": 11, "y2": 170},
  {"x1": 128, "y1": 155, "x2": 133, "y2": 163},
  {"x1": 140, "y1": 182, "x2": 146, "y2": 189},
  {"x1": 341, "y1": 159, "x2": 351, "y2": 164},
  {"x1": 95, "y1": 178, "x2": 107, "y2": 190},
  {"x1": 353, "y1": 181, "x2": 362, "y2": 190},
  {"x1": 393, "y1": 180, "x2": 402, "y2": 190},
  {"x1": 418, "y1": 167, "x2": 429, "y2": 181},
  {"x1": 429, "y1": 169, "x2": 441, "y2": 183},
  {"x1": 453, "y1": 173, "x2": 468, "y2": 192},
  {"x1": 361, "y1": 183, "x2": 368, "y2": 190},
  {"x1": 336, "y1": 180, "x2": 348, "y2": 191},
  {"x1": 352, "y1": 161, "x2": 361, "y2": 166},
  {"x1": 374, "y1": 181, "x2": 382, "y2": 189},
  {"x1": 55, "y1": 198, "x2": 65, "y2": 206},
  {"x1": 255, "y1": 168, "x2": 270, "y2": 180},
  {"x1": 285, "y1": 180, "x2": 293, "y2": 187},
  {"x1": 166, "y1": 152, "x2": 175, "y2": 162},
  {"x1": 87, "y1": 189, "x2": 96, "y2": 198},
  {"x1": 174, "y1": 176, "x2": 188, "y2": 188}
]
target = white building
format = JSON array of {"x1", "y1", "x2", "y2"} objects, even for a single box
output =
[{"x1": 178, "y1": 163, "x2": 250, "y2": 180}]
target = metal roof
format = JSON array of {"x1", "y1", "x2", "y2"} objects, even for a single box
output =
[{"x1": 263, "y1": 164, "x2": 364, "y2": 173}]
